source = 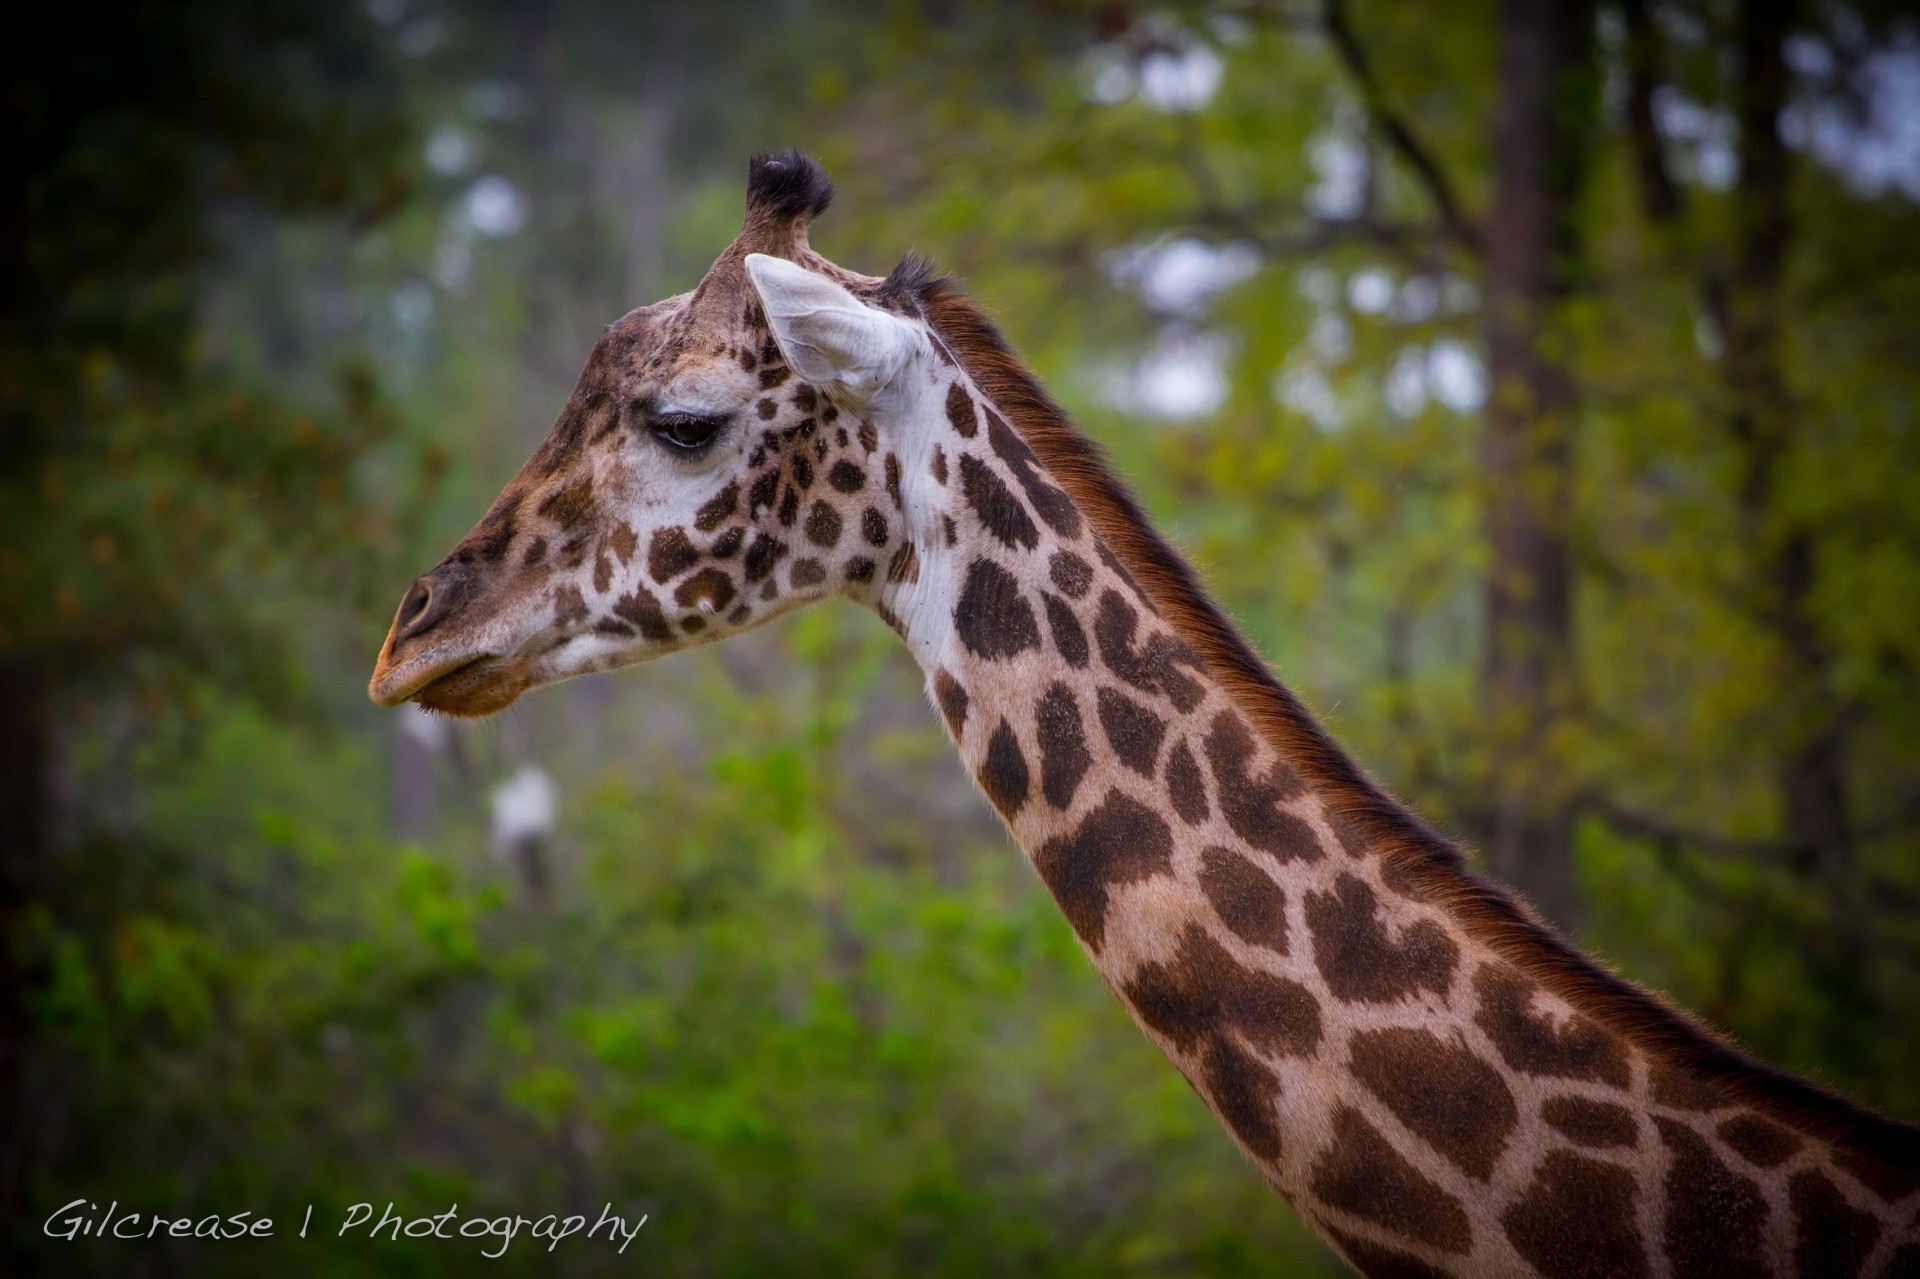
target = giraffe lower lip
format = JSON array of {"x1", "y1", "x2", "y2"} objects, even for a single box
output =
[
  {"x1": 412, "y1": 655, "x2": 486, "y2": 693},
  {"x1": 412, "y1": 655, "x2": 527, "y2": 717}
]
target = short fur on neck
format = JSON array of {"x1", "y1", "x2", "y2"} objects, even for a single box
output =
[{"x1": 876, "y1": 258, "x2": 1920, "y2": 1178}]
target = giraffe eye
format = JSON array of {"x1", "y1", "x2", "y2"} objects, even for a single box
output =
[{"x1": 649, "y1": 412, "x2": 728, "y2": 453}]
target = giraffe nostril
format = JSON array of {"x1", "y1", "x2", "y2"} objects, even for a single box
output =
[{"x1": 396, "y1": 576, "x2": 437, "y2": 639}]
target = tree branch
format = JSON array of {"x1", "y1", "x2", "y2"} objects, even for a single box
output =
[
  {"x1": 1587, "y1": 789, "x2": 1920, "y2": 861},
  {"x1": 1320, "y1": 0, "x2": 1482, "y2": 255},
  {"x1": 1586, "y1": 794, "x2": 1920, "y2": 950},
  {"x1": 1187, "y1": 206, "x2": 1454, "y2": 260},
  {"x1": 1585, "y1": 796, "x2": 1793, "y2": 861},
  {"x1": 1172, "y1": 121, "x2": 1454, "y2": 267},
  {"x1": 1622, "y1": 0, "x2": 1684, "y2": 224}
]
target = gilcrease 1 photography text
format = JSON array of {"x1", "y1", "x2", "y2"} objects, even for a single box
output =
[{"x1": 43, "y1": 1198, "x2": 649, "y2": 1258}]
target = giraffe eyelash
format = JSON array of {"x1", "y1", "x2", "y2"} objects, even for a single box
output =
[{"x1": 646, "y1": 410, "x2": 732, "y2": 456}]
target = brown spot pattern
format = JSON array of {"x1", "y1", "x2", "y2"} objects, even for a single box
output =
[
  {"x1": 1325, "y1": 1228, "x2": 1453, "y2": 1279},
  {"x1": 954, "y1": 558, "x2": 1040, "y2": 660},
  {"x1": 1717, "y1": 1114, "x2": 1801, "y2": 1168},
  {"x1": 536, "y1": 476, "x2": 594, "y2": 530},
  {"x1": 648, "y1": 527, "x2": 698, "y2": 584},
  {"x1": 1049, "y1": 550, "x2": 1092, "y2": 598},
  {"x1": 1202, "y1": 1033, "x2": 1287, "y2": 1162},
  {"x1": 1652, "y1": 1064, "x2": 1728, "y2": 1113},
  {"x1": 944, "y1": 380, "x2": 978, "y2": 437},
  {"x1": 1834, "y1": 1145, "x2": 1920, "y2": 1204},
  {"x1": 1309, "y1": 1106, "x2": 1471, "y2": 1255},
  {"x1": 979, "y1": 719, "x2": 1029, "y2": 819},
  {"x1": 1789, "y1": 1169, "x2": 1879, "y2": 1279},
  {"x1": 555, "y1": 532, "x2": 590, "y2": 569},
  {"x1": 934, "y1": 669, "x2": 968, "y2": 738},
  {"x1": 1656, "y1": 1117, "x2": 1771, "y2": 1279},
  {"x1": 1502, "y1": 1150, "x2": 1650, "y2": 1279},
  {"x1": 1542, "y1": 1096, "x2": 1638, "y2": 1149},
  {"x1": 1198, "y1": 847, "x2": 1287, "y2": 953},
  {"x1": 553, "y1": 584, "x2": 589, "y2": 626},
  {"x1": 1473, "y1": 964, "x2": 1631, "y2": 1088},
  {"x1": 1166, "y1": 739, "x2": 1209, "y2": 825},
  {"x1": 673, "y1": 568, "x2": 734, "y2": 613},
  {"x1": 1041, "y1": 592, "x2": 1088, "y2": 668},
  {"x1": 1305, "y1": 874, "x2": 1458, "y2": 1003},
  {"x1": 1123, "y1": 924, "x2": 1319, "y2": 1158},
  {"x1": 1096, "y1": 538, "x2": 1153, "y2": 611},
  {"x1": 886, "y1": 541, "x2": 919, "y2": 585},
  {"x1": 1203, "y1": 710, "x2": 1320, "y2": 861},
  {"x1": 1096, "y1": 687, "x2": 1166, "y2": 777},
  {"x1": 1350, "y1": 1027, "x2": 1517, "y2": 1179},
  {"x1": 1093, "y1": 590, "x2": 1206, "y2": 711},
  {"x1": 742, "y1": 533, "x2": 789, "y2": 583},
  {"x1": 960, "y1": 453, "x2": 1039, "y2": 551},
  {"x1": 694, "y1": 481, "x2": 739, "y2": 532},
  {"x1": 985, "y1": 409, "x2": 1082, "y2": 538},
  {"x1": 1035, "y1": 683, "x2": 1090, "y2": 811},
  {"x1": 804, "y1": 500, "x2": 841, "y2": 549},
  {"x1": 612, "y1": 589, "x2": 672, "y2": 642},
  {"x1": 748, "y1": 468, "x2": 780, "y2": 517},
  {"x1": 1033, "y1": 789, "x2": 1173, "y2": 950}
]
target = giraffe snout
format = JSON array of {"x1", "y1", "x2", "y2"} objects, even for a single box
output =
[{"x1": 368, "y1": 561, "x2": 506, "y2": 711}]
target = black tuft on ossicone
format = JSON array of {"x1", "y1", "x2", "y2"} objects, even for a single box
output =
[{"x1": 746, "y1": 149, "x2": 834, "y2": 222}]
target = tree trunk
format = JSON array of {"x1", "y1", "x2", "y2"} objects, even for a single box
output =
[
  {"x1": 1479, "y1": 0, "x2": 1596, "y2": 930},
  {"x1": 0, "y1": 659, "x2": 46, "y2": 1261},
  {"x1": 1718, "y1": 0, "x2": 1868, "y2": 1018},
  {"x1": 1723, "y1": 0, "x2": 1841, "y2": 867}
]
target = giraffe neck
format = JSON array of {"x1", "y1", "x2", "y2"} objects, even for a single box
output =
[{"x1": 860, "y1": 289, "x2": 1920, "y2": 1277}]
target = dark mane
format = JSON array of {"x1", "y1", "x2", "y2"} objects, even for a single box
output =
[
  {"x1": 874, "y1": 252, "x2": 941, "y2": 311},
  {"x1": 899, "y1": 264, "x2": 1920, "y2": 1178}
]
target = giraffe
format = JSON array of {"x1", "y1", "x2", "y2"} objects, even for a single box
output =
[{"x1": 368, "y1": 152, "x2": 1920, "y2": 1277}]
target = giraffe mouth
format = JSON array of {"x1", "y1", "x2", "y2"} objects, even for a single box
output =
[
  {"x1": 407, "y1": 655, "x2": 531, "y2": 718},
  {"x1": 369, "y1": 649, "x2": 531, "y2": 718}
]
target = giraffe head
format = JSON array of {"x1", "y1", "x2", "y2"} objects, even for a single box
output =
[{"x1": 369, "y1": 151, "x2": 931, "y2": 716}]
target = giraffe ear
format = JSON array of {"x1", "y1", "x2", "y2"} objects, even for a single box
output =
[{"x1": 744, "y1": 253, "x2": 915, "y2": 408}]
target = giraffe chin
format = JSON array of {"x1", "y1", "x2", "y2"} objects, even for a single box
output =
[{"x1": 411, "y1": 657, "x2": 531, "y2": 718}]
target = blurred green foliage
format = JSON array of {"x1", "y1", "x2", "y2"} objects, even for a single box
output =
[{"x1": 5, "y1": 1, "x2": 1917, "y2": 1275}]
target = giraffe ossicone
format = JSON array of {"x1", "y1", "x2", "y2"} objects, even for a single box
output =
[{"x1": 369, "y1": 150, "x2": 1920, "y2": 1277}]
